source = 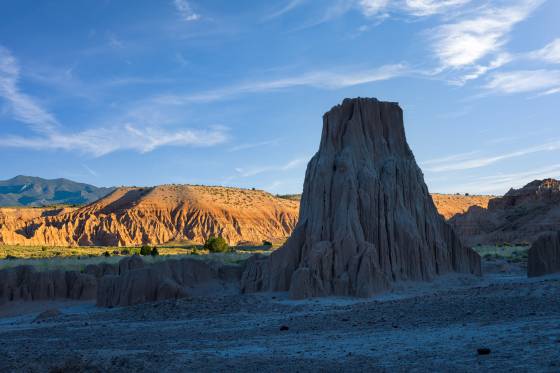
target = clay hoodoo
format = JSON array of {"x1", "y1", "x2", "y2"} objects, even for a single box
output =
[
  {"x1": 241, "y1": 98, "x2": 481, "y2": 299},
  {"x1": 528, "y1": 231, "x2": 560, "y2": 277}
]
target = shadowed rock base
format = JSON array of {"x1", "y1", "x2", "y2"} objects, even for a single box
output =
[
  {"x1": 97, "y1": 257, "x2": 243, "y2": 307},
  {"x1": 0, "y1": 255, "x2": 243, "y2": 307},
  {"x1": 528, "y1": 231, "x2": 560, "y2": 277},
  {"x1": 241, "y1": 98, "x2": 481, "y2": 299}
]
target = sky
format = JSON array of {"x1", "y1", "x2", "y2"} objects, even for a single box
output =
[{"x1": 0, "y1": 0, "x2": 559, "y2": 195}]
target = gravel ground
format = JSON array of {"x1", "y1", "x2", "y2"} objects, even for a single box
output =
[{"x1": 0, "y1": 261, "x2": 559, "y2": 372}]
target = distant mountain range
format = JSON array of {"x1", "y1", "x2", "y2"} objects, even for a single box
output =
[{"x1": 0, "y1": 176, "x2": 115, "y2": 207}]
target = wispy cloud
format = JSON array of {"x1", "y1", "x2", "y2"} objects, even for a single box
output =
[
  {"x1": 0, "y1": 46, "x2": 59, "y2": 132},
  {"x1": 174, "y1": 0, "x2": 200, "y2": 22},
  {"x1": 82, "y1": 164, "x2": 98, "y2": 177},
  {"x1": 263, "y1": 0, "x2": 307, "y2": 20},
  {"x1": 528, "y1": 38, "x2": 560, "y2": 64},
  {"x1": 404, "y1": 0, "x2": 471, "y2": 17},
  {"x1": 0, "y1": 46, "x2": 227, "y2": 157},
  {"x1": 431, "y1": 0, "x2": 543, "y2": 71},
  {"x1": 424, "y1": 140, "x2": 560, "y2": 172},
  {"x1": 233, "y1": 157, "x2": 308, "y2": 178},
  {"x1": 156, "y1": 63, "x2": 410, "y2": 104},
  {"x1": 485, "y1": 69, "x2": 560, "y2": 95},
  {"x1": 358, "y1": 0, "x2": 390, "y2": 17},
  {"x1": 0, "y1": 124, "x2": 228, "y2": 157},
  {"x1": 228, "y1": 139, "x2": 281, "y2": 152},
  {"x1": 443, "y1": 164, "x2": 560, "y2": 194}
]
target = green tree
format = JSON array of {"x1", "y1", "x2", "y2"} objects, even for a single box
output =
[
  {"x1": 203, "y1": 236, "x2": 229, "y2": 253},
  {"x1": 140, "y1": 245, "x2": 152, "y2": 256},
  {"x1": 150, "y1": 247, "x2": 159, "y2": 257}
]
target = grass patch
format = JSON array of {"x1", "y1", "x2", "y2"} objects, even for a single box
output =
[
  {"x1": 0, "y1": 244, "x2": 273, "y2": 271},
  {"x1": 473, "y1": 245, "x2": 529, "y2": 262}
]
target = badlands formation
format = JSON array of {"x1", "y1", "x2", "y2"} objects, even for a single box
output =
[
  {"x1": 0, "y1": 186, "x2": 489, "y2": 248},
  {"x1": 0, "y1": 185, "x2": 298, "y2": 247},
  {"x1": 242, "y1": 98, "x2": 481, "y2": 299},
  {"x1": 451, "y1": 179, "x2": 560, "y2": 246}
]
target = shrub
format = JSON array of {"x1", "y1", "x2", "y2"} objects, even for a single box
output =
[
  {"x1": 203, "y1": 236, "x2": 229, "y2": 253},
  {"x1": 121, "y1": 249, "x2": 130, "y2": 255},
  {"x1": 140, "y1": 245, "x2": 152, "y2": 256},
  {"x1": 103, "y1": 251, "x2": 111, "y2": 257},
  {"x1": 150, "y1": 247, "x2": 159, "y2": 257},
  {"x1": 262, "y1": 240, "x2": 273, "y2": 247}
]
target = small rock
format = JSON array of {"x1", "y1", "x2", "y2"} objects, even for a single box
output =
[
  {"x1": 477, "y1": 348, "x2": 491, "y2": 355},
  {"x1": 32, "y1": 308, "x2": 61, "y2": 323}
]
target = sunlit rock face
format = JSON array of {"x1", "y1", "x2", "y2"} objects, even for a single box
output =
[{"x1": 242, "y1": 97, "x2": 481, "y2": 299}]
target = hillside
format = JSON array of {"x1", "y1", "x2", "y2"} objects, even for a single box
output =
[
  {"x1": 0, "y1": 176, "x2": 114, "y2": 207},
  {"x1": 430, "y1": 194, "x2": 493, "y2": 220},
  {"x1": 0, "y1": 185, "x2": 299, "y2": 246},
  {"x1": 450, "y1": 179, "x2": 560, "y2": 245}
]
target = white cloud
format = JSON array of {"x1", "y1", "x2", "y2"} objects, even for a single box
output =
[
  {"x1": 0, "y1": 46, "x2": 59, "y2": 132},
  {"x1": 529, "y1": 38, "x2": 560, "y2": 64},
  {"x1": 358, "y1": 0, "x2": 390, "y2": 16},
  {"x1": 234, "y1": 157, "x2": 308, "y2": 178},
  {"x1": 456, "y1": 53, "x2": 512, "y2": 84},
  {"x1": 228, "y1": 139, "x2": 281, "y2": 152},
  {"x1": 442, "y1": 164, "x2": 560, "y2": 194},
  {"x1": 0, "y1": 124, "x2": 227, "y2": 157},
  {"x1": 431, "y1": 0, "x2": 543, "y2": 69},
  {"x1": 0, "y1": 46, "x2": 227, "y2": 157},
  {"x1": 404, "y1": 0, "x2": 471, "y2": 16},
  {"x1": 485, "y1": 69, "x2": 560, "y2": 95},
  {"x1": 156, "y1": 63, "x2": 409, "y2": 104},
  {"x1": 263, "y1": 0, "x2": 306, "y2": 20},
  {"x1": 424, "y1": 140, "x2": 560, "y2": 172},
  {"x1": 174, "y1": 0, "x2": 200, "y2": 22}
]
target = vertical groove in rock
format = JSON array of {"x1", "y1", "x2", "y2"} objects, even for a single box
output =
[{"x1": 241, "y1": 97, "x2": 481, "y2": 299}]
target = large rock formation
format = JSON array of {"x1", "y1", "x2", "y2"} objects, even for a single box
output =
[
  {"x1": 0, "y1": 185, "x2": 298, "y2": 246},
  {"x1": 451, "y1": 179, "x2": 560, "y2": 246},
  {"x1": 241, "y1": 98, "x2": 481, "y2": 299},
  {"x1": 528, "y1": 231, "x2": 560, "y2": 277}
]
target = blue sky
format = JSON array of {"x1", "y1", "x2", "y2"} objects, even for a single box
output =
[{"x1": 0, "y1": 0, "x2": 559, "y2": 195}]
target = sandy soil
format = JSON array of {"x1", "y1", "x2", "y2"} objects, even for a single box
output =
[{"x1": 0, "y1": 262, "x2": 559, "y2": 372}]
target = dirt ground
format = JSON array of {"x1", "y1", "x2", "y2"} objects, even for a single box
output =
[{"x1": 0, "y1": 260, "x2": 559, "y2": 372}]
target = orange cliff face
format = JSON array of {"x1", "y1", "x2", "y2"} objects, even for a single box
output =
[
  {"x1": 430, "y1": 194, "x2": 493, "y2": 220},
  {"x1": 0, "y1": 185, "x2": 299, "y2": 247},
  {"x1": 0, "y1": 186, "x2": 489, "y2": 247}
]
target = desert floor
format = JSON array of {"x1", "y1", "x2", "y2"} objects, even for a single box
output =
[{"x1": 0, "y1": 261, "x2": 559, "y2": 372}]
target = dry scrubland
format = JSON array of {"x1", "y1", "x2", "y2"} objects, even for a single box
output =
[{"x1": 0, "y1": 244, "x2": 273, "y2": 272}]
